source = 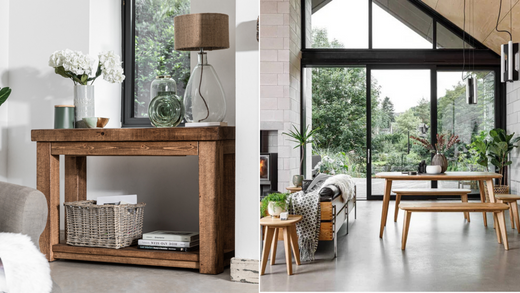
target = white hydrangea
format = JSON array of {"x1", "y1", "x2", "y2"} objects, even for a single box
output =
[
  {"x1": 49, "y1": 49, "x2": 124, "y2": 85},
  {"x1": 98, "y1": 51, "x2": 125, "y2": 83}
]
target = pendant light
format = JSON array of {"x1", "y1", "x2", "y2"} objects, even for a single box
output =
[
  {"x1": 497, "y1": 0, "x2": 519, "y2": 83},
  {"x1": 462, "y1": 0, "x2": 477, "y2": 104}
]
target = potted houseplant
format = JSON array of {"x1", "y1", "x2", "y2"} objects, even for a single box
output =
[
  {"x1": 260, "y1": 192, "x2": 289, "y2": 218},
  {"x1": 282, "y1": 124, "x2": 319, "y2": 187},
  {"x1": 410, "y1": 133, "x2": 460, "y2": 173},
  {"x1": 0, "y1": 87, "x2": 11, "y2": 107},
  {"x1": 487, "y1": 128, "x2": 520, "y2": 193}
]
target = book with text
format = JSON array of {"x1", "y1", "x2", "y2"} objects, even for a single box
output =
[
  {"x1": 137, "y1": 245, "x2": 195, "y2": 252},
  {"x1": 137, "y1": 239, "x2": 199, "y2": 248},
  {"x1": 142, "y1": 231, "x2": 199, "y2": 242}
]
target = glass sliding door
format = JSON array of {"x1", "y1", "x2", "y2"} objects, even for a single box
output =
[
  {"x1": 311, "y1": 67, "x2": 368, "y2": 199},
  {"x1": 370, "y1": 69, "x2": 432, "y2": 198},
  {"x1": 437, "y1": 70, "x2": 495, "y2": 191}
]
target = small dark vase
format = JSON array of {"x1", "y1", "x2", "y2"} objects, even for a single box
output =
[{"x1": 431, "y1": 153, "x2": 448, "y2": 173}]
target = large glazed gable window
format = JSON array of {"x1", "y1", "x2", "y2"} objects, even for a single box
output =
[
  {"x1": 122, "y1": 0, "x2": 191, "y2": 127},
  {"x1": 302, "y1": 0, "x2": 504, "y2": 199}
]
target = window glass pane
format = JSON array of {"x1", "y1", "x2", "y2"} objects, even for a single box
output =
[
  {"x1": 311, "y1": 0, "x2": 368, "y2": 48},
  {"x1": 311, "y1": 67, "x2": 368, "y2": 199},
  {"x1": 134, "y1": 0, "x2": 191, "y2": 118},
  {"x1": 437, "y1": 71, "x2": 495, "y2": 190},
  {"x1": 372, "y1": 0, "x2": 433, "y2": 49},
  {"x1": 371, "y1": 69, "x2": 431, "y2": 193},
  {"x1": 436, "y1": 23, "x2": 474, "y2": 49}
]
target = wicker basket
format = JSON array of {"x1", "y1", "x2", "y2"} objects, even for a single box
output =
[
  {"x1": 483, "y1": 183, "x2": 510, "y2": 201},
  {"x1": 64, "y1": 200, "x2": 146, "y2": 249}
]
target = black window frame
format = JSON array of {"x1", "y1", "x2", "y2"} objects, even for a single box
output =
[{"x1": 301, "y1": 0, "x2": 506, "y2": 199}]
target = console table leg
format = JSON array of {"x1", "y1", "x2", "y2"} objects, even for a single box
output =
[
  {"x1": 199, "y1": 141, "x2": 225, "y2": 274},
  {"x1": 223, "y1": 153, "x2": 235, "y2": 254},
  {"x1": 37, "y1": 142, "x2": 60, "y2": 261},
  {"x1": 65, "y1": 156, "x2": 87, "y2": 203}
]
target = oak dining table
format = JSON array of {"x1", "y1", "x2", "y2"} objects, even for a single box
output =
[{"x1": 375, "y1": 172, "x2": 503, "y2": 238}]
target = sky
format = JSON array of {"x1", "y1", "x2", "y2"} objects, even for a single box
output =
[{"x1": 311, "y1": 0, "x2": 480, "y2": 113}]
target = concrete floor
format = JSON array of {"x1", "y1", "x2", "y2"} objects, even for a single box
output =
[
  {"x1": 260, "y1": 200, "x2": 520, "y2": 292},
  {"x1": 50, "y1": 260, "x2": 258, "y2": 293}
]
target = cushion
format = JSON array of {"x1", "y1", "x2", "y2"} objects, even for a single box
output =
[{"x1": 319, "y1": 185, "x2": 341, "y2": 202}]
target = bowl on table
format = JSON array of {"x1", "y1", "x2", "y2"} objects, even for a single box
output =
[
  {"x1": 426, "y1": 165, "x2": 442, "y2": 174},
  {"x1": 82, "y1": 117, "x2": 110, "y2": 128}
]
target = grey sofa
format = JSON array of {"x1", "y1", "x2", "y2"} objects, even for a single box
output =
[{"x1": 0, "y1": 181, "x2": 47, "y2": 249}]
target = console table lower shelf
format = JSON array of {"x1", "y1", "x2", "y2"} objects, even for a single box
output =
[{"x1": 52, "y1": 242, "x2": 234, "y2": 269}]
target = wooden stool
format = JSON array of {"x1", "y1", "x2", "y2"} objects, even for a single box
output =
[
  {"x1": 286, "y1": 186, "x2": 302, "y2": 194},
  {"x1": 260, "y1": 215, "x2": 302, "y2": 275},
  {"x1": 496, "y1": 194, "x2": 520, "y2": 233}
]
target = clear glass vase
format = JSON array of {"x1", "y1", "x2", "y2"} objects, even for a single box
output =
[
  {"x1": 148, "y1": 92, "x2": 184, "y2": 128},
  {"x1": 149, "y1": 75, "x2": 178, "y2": 117},
  {"x1": 184, "y1": 52, "x2": 226, "y2": 123}
]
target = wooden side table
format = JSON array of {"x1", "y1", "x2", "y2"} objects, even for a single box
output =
[
  {"x1": 260, "y1": 215, "x2": 302, "y2": 275},
  {"x1": 31, "y1": 127, "x2": 235, "y2": 275},
  {"x1": 286, "y1": 186, "x2": 302, "y2": 194}
]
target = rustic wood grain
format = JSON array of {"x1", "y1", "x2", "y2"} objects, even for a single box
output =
[
  {"x1": 320, "y1": 202, "x2": 333, "y2": 220},
  {"x1": 53, "y1": 243, "x2": 199, "y2": 261},
  {"x1": 52, "y1": 142, "x2": 198, "y2": 156},
  {"x1": 65, "y1": 156, "x2": 87, "y2": 202},
  {"x1": 32, "y1": 127, "x2": 235, "y2": 142},
  {"x1": 199, "y1": 141, "x2": 225, "y2": 274},
  {"x1": 223, "y1": 153, "x2": 235, "y2": 253},
  {"x1": 318, "y1": 222, "x2": 333, "y2": 241},
  {"x1": 53, "y1": 252, "x2": 199, "y2": 269},
  {"x1": 223, "y1": 139, "x2": 235, "y2": 154},
  {"x1": 37, "y1": 142, "x2": 60, "y2": 261}
]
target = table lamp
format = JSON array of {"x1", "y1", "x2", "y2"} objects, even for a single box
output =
[{"x1": 174, "y1": 13, "x2": 229, "y2": 126}]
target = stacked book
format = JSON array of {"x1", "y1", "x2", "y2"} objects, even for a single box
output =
[{"x1": 138, "y1": 230, "x2": 199, "y2": 252}]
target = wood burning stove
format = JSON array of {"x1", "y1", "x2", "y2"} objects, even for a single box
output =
[{"x1": 260, "y1": 153, "x2": 277, "y2": 198}]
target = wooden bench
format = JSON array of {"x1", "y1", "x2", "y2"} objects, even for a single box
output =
[
  {"x1": 496, "y1": 194, "x2": 520, "y2": 233},
  {"x1": 393, "y1": 188, "x2": 472, "y2": 222},
  {"x1": 399, "y1": 203, "x2": 510, "y2": 250}
]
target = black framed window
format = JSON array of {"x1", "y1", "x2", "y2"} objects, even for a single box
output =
[
  {"x1": 301, "y1": 0, "x2": 505, "y2": 200},
  {"x1": 122, "y1": 0, "x2": 191, "y2": 127}
]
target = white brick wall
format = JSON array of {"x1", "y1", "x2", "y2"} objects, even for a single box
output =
[
  {"x1": 260, "y1": 0, "x2": 302, "y2": 191},
  {"x1": 507, "y1": 81, "x2": 520, "y2": 194}
]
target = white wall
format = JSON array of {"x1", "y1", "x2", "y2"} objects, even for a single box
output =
[
  {"x1": 0, "y1": 0, "x2": 9, "y2": 181},
  {"x1": 236, "y1": 0, "x2": 260, "y2": 260},
  {"x1": 507, "y1": 80, "x2": 520, "y2": 193}
]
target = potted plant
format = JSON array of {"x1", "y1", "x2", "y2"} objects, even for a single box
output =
[
  {"x1": 282, "y1": 124, "x2": 319, "y2": 187},
  {"x1": 410, "y1": 133, "x2": 460, "y2": 173},
  {"x1": 487, "y1": 128, "x2": 520, "y2": 192},
  {"x1": 0, "y1": 87, "x2": 11, "y2": 107},
  {"x1": 260, "y1": 192, "x2": 289, "y2": 218}
]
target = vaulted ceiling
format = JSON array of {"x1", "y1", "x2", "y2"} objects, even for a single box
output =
[{"x1": 421, "y1": 0, "x2": 520, "y2": 54}]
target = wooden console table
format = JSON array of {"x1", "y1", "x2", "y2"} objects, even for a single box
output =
[{"x1": 31, "y1": 127, "x2": 235, "y2": 274}]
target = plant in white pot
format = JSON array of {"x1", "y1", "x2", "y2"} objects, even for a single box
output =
[
  {"x1": 261, "y1": 192, "x2": 289, "y2": 218},
  {"x1": 282, "y1": 124, "x2": 319, "y2": 187}
]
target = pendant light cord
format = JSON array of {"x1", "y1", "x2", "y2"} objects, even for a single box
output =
[
  {"x1": 198, "y1": 49, "x2": 210, "y2": 122},
  {"x1": 462, "y1": 0, "x2": 466, "y2": 81},
  {"x1": 495, "y1": 0, "x2": 513, "y2": 41}
]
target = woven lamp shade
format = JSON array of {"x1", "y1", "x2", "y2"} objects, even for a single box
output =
[{"x1": 174, "y1": 13, "x2": 229, "y2": 51}]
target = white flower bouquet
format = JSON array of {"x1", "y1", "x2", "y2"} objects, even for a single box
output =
[{"x1": 49, "y1": 49, "x2": 125, "y2": 85}]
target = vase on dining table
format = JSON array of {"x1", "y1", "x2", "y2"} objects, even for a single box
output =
[{"x1": 431, "y1": 152, "x2": 448, "y2": 173}]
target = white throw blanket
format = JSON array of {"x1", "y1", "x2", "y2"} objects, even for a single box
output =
[
  {"x1": 319, "y1": 174, "x2": 355, "y2": 202},
  {"x1": 0, "y1": 233, "x2": 52, "y2": 293}
]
